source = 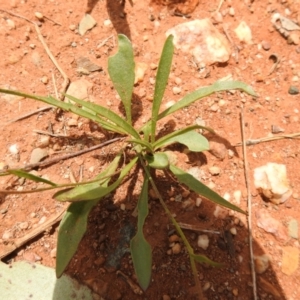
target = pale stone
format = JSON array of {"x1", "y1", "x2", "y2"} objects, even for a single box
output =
[
  {"x1": 166, "y1": 19, "x2": 231, "y2": 65},
  {"x1": 234, "y1": 21, "x2": 253, "y2": 44},
  {"x1": 281, "y1": 246, "x2": 299, "y2": 275}
]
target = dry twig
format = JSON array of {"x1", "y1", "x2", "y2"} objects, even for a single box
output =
[
  {"x1": 6, "y1": 106, "x2": 53, "y2": 124},
  {"x1": 240, "y1": 108, "x2": 257, "y2": 300},
  {"x1": 178, "y1": 222, "x2": 220, "y2": 234},
  {"x1": 235, "y1": 132, "x2": 300, "y2": 147},
  {"x1": 0, "y1": 208, "x2": 66, "y2": 260},
  {"x1": 0, "y1": 137, "x2": 123, "y2": 173},
  {"x1": 0, "y1": 9, "x2": 70, "y2": 99}
]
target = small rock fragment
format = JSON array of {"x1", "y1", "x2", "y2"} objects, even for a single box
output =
[
  {"x1": 288, "y1": 86, "x2": 299, "y2": 95},
  {"x1": 2, "y1": 230, "x2": 13, "y2": 240},
  {"x1": 256, "y1": 209, "x2": 288, "y2": 241},
  {"x1": 214, "y1": 206, "x2": 228, "y2": 219},
  {"x1": 197, "y1": 234, "x2": 209, "y2": 250},
  {"x1": 254, "y1": 163, "x2": 292, "y2": 204},
  {"x1": 288, "y1": 219, "x2": 298, "y2": 239},
  {"x1": 234, "y1": 21, "x2": 252, "y2": 44},
  {"x1": 211, "y1": 11, "x2": 223, "y2": 24},
  {"x1": 172, "y1": 86, "x2": 181, "y2": 95},
  {"x1": 19, "y1": 222, "x2": 29, "y2": 230},
  {"x1": 182, "y1": 198, "x2": 195, "y2": 211},
  {"x1": 23, "y1": 251, "x2": 41, "y2": 262},
  {"x1": 281, "y1": 246, "x2": 299, "y2": 275},
  {"x1": 41, "y1": 76, "x2": 48, "y2": 84},
  {"x1": 169, "y1": 234, "x2": 180, "y2": 243},
  {"x1": 288, "y1": 33, "x2": 300, "y2": 45},
  {"x1": 35, "y1": 12, "x2": 44, "y2": 21},
  {"x1": 79, "y1": 14, "x2": 97, "y2": 36},
  {"x1": 162, "y1": 295, "x2": 171, "y2": 300},
  {"x1": 166, "y1": 19, "x2": 231, "y2": 65},
  {"x1": 271, "y1": 125, "x2": 284, "y2": 134},
  {"x1": 254, "y1": 254, "x2": 270, "y2": 274},
  {"x1": 134, "y1": 62, "x2": 148, "y2": 84},
  {"x1": 9, "y1": 144, "x2": 19, "y2": 155},
  {"x1": 172, "y1": 243, "x2": 181, "y2": 254},
  {"x1": 209, "y1": 141, "x2": 226, "y2": 160},
  {"x1": 230, "y1": 227, "x2": 237, "y2": 235},
  {"x1": 209, "y1": 166, "x2": 221, "y2": 175},
  {"x1": 30, "y1": 148, "x2": 48, "y2": 164},
  {"x1": 6, "y1": 19, "x2": 16, "y2": 30},
  {"x1": 261, "y1": 40, "x2": 271, "y2": 51}
]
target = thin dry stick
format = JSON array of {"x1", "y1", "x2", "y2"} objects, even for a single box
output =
[
  {"x1": 235, "y1": 132, "x2": 300, "y2": 146},
  {"x1": 240, "y1": 108, "x2": 257, "y2": 300},
  {"x1": 7, "y1": 106, "x2": 53, "y2": 124},
  {"x1": 0, "y1": 9, "x2": 70, "y2": 99},
  {"x1": 178, "y1": 222, "x2": 220, "y2": 234},
  {"x1": 0, "y1": 208, "x2": 66, "y2": 260},
  {"x1": 0, "y1": 137, "x2": 123, "y2": 173}
]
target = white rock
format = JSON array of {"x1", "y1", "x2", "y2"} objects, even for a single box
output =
[
  {"x1": 66, "y1": 79, "x2": 93, "y2": 101},
  {"x1": 103, "y1": 19, "x2": 112, "y2": 27},
  {"x1": 19, "y1": 222, "x2": 29, "y2": 230},
  {"x1": 209, "y1": 166, "x2": 221, "y2": 175},
  {"x1": 172, "y1": 86, "x2": 181, "y2": 95},
  {"x1": 2, "y1": 230, "x2": 13, "y2": 240},
  {"x1": 30, "y1": 148, "x2": 48, "y2": 164},
  {"x1": 35, "y1": 12, "x2": 44, "y2": 21},
  {"x1": 166, "y1": 19, "x2": 231, "y2": 65},
  {"x1": 234, "y1": 21, "x2": 253, "y2": 44},
  {"x1": 9, "y1": 144, "x2": 19, "y2": 154},
  {"x1": 230, "y1": 227, "x2": 237, "y2": 235},
  {"x1": 6, "y1": 19, "x2": 16, "y2": 29},
  {"x1": 233, "y1": 190, "x2": 241, "y2": 205},
  {"x1": 134, "y1": 62, "x2": 148, "y2": 84},
  {"x1": 50, "y1": 248, "x2": 57, "y2": 258},
  {"x1": 197, "y1": 234, "x2": 209, "y2": 250},
  {"x1": 79, "y1": 14, "x2": 97, "y2": 36},
  {"x1": 254, "y1": 163, "x2": 292, "y2": 204}
]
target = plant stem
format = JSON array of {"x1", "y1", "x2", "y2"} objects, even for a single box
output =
[{"x1": 139, "y1": 156, "x2": 204, "y2": 300}]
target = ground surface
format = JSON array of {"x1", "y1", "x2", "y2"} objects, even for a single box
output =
[{"x1": 0, "y1": 0, "x2": 300, "y2": 299}]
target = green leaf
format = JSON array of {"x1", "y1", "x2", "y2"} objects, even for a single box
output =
[
  {"x1": 54, "y1": 157, "x2": 138, "y2": 201},
  {"x1": 153, "y1": 125, "x2": 211, "y2": 152},
  {"x1": 140, "y1": 80, "x2": 257, "y2": 134},
  {"x1": 130, "y1": 176, "x2": 152, "y2": 291},
  {"x1": 0, "y1": 89, "x2": 126, "y2": 135},
  {"x1": 158, "y1": 80, "x2": 257, "y2": 120},
  {"x1": 108, "y1": 34, "x2": 135, "y2": 123},
  {"x1": 7, "y1": 169, "x2": 57, "y2": 186},
  {"x1": 56, "y1": 153, "x2": 121, "y2": 277},
  {"x1": 151, "y1": 35, "x2": 174, "y2": 143},
  {"x1": 127, "y1": 138, "x2": 153, "y2": 153},
  {"x1": 145, "y1": 152, "x2": 169, "y2": 169},
  {"x1": 56, "y1": 200, "x2": 97, "y2": 277},
  {"x1": 190, "y1": 253, "x2": 222, "y2": 267},
  {"x1": 64, "y1": 94, "x2": 140, "y2": 139},
  {"x1": 169, "y1": 164, "x2": 246, "y2": 214}
]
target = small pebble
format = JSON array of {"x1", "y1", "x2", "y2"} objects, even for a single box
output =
[
  {"x1": 150, "y1": 63, "x2": 157, "y2": 70},
  {"x1": 197, "y1": 234, "x2": 209, "y2": 250},
  {"x1": 232, "y1": 288, "x2": 238, "y2": 296},
  {"x1": 261, "y1": 41, "x2": 271, "y2": 51},
  {"x1": 35, "y1": 12, "x2": 44, "y2": 21},
  {"x1": 2, "y1": 230, "x2": 13, "y2": 240},
  {"x1": 288, "y1": 86, "x2": 299, "y2": 95},
  {"x1": 169, "y1": 234, "x2": 180, "y2": 243},
  {"x1": 6, "y1": 19, "x2": 16, "y2": 29},
  {"x1": 69, "y1": 24, "x2": 76, "y2": 31},
  {"x1": 38, "y1": 216, "x2": 47, "y2": 224},
  {"x1": 229, "y1": 7, "x2": 235, "y2": 16},
  {"x1": 29, "y1": 44, "x2": 36, "y2": 49},
  {"x1": 174, "y1": 77, "x2": 182, "y2": 85},
  {"x1": 209, "y1": 166, "x2": 221, "y2": 175},
  {"x1": 162, "y1": 295, "x2": 171, "y2": 300},
  {"x1": 103, "y1": 19, "x2": 112, "y2": 27},
  {"x1": 203, "y1": 282, "x2": 211, "y2": 291},
  {"x1": 230, "y1": 227, "x2": 237, "y2": 235},
  {"x1": 211, "y1": 11, "x2": 223, "y2": 24},
  {"x1": 254, "y1": 254, "x2": 270, "y2": 274},
  {"x1": 41, "y1": 76, "x2": 48, "y2": 84},
  {"x1": 9, "y1": 144, "x2": 19, "y2": 155},
  {"x1": 19, "y1": 222, "x2": 29, "y2": 230},
  {"x1": 172, "y1": 243, "x2": 181, "y2": 254},
  {"x1": 172, "y1": 86, "x2": 181, "y2": 95},
  {"x1": 209, "y1": 104, "x2": 219, "y2": 112}
]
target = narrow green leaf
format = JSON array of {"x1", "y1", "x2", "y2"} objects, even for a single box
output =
[
  {"x1": 145, "y1": 152, "x2": 169, "y2": 170},
  {"x1": 56, "y1": 154, "x2": 121, "y2": 277},
  {"x1": 108, "y1": 34, "x2": 135, "y2": 123},
  {"x1": 54, "y1": 157, "x2": 138, "y2": 201},
  {"x1": 7, "y1": 169, "x2": 57, "y2": 186},
  {"x1": 190, "y1": 253, "x2": 222, "y2": 267},
  {"x1": 130, "y1": 176, "x2": 152, "y2": 291},
  {"x1": 127, "y1": 138, "x2": 153, "y2": 152},
  {"x1": 56, "y1": 200, "x2": 97, "y2": 277},
  {"x1": 153, "y1": 125, "x2": 211, "y2": 151},
  {"x1": 151, "y1": 35, "x2": 174, "y2": 143},
  {"x1": 169, "y1": 164, "x2": 246, "y2": 214},
  {"x1": 139, "y1": 80, "x2": 257, "y2": 133},
  {"x1": 64, "y1": 94, "x2": 140, "y2": 139},
  {"x1": 0, "y1": 89, "x2": 126, "y2": 135},
  {"x1": 158, "y1": 80, "x2": 257, "y2": 120}
]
